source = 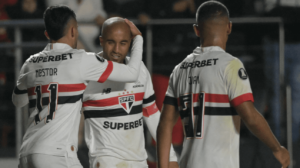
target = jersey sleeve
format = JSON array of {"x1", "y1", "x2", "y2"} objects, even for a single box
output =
[
  {"x1": 163, "y1": 70, "x2": 178, "y2": 107},
  {"x1": 12, "y1": 62, "x2": 29, "y2": 107},
  {"x1": 80, "y1": 52, "x2": 113, "y2": 83},
  {"x1": 142, "y1": 67, "x2": 159, "y2": 118},
  {"x1": 81, "y1": 35, "x2": 143, "y2": 83},
  {"x1": 224, "y1": 58, "x2": 254, "y2": 107},
  {"x1": 141, "y1": 65, "x2": 177, "y2": 161}
]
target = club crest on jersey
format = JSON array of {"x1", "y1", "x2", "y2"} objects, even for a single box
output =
[
  {"x1": 119, "y1": 95, "x2": 135, "y2": 113},
  {"x1": 95, "y1": 53, "x2": 105, "y2": 62},
  {"x1": 238, "y1": 68, "x2": 248, "y2": 80}
]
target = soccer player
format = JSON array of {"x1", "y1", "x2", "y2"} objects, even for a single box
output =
[
  {"x1": 82, "y1": 17, "x2": 178, "y2": 168},
  {"x1": 157, "y1": 1, "x2": 290, "y2": 168},
  {"x1": 12, "y1": 6, "x2": 143, "y2": 168}
]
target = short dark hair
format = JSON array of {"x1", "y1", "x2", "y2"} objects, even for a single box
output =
[
  {"x1": 43, "y1": 5, "x2": 76, "y2": 41},
  {"x1": 196, "y1": 1, "x2": 229, "y2": 23}
]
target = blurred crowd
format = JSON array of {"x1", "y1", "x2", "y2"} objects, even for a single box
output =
[{"x1": 1, "y1": 0, "x2": 300, "y2": 167}]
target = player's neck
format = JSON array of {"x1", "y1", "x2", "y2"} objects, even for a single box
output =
[
  {"x1": 50, "y1": 37, "x2": 74, "y2": 49},
  {"x1": 200, "y1": 38, "x2": 226, "y2": 50}
]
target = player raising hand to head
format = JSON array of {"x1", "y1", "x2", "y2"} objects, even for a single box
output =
[
  {"x1": 82, "y1": 17, "x2": 179, "y2": 168},
  {"x1": 12, "y1": 5, "x2": 143, "y2": 168}
]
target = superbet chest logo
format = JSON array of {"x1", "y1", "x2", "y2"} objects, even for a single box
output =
[{"x1": 119, "y1": 95, "x2": 135, "y2": 113}]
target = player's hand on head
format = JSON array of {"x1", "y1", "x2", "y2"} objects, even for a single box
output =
[
  {"x1": 124, "y1": 19, "x2": 142, "y2": 38},
  {"x1": 272, "y1": 146, "x2": 290, "y2": 168}
]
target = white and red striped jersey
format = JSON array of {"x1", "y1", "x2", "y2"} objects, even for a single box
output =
[
  {"x1": 12, "y1": 36, "x2": 143, "y2": 158},
  {"x1": 83, "y1": 58, "x2": 177, "y2": 166},
  {"x1": 164, "y1": 46, "x2": 254, "y2": 168}
]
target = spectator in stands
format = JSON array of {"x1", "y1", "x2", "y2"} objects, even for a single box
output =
[
  {"x1": 262, "y1": 0, "x2": 300, "y2": 146},
  {"x1": 46, "y1": 0, "x2": 107, "y2": 51},
  {"x1": 0, "y1": 0, "x2": 17, "y2": 43},
  {"x1": 103, "y1": 0, "x2": 149, "y2": 25},
  {"x1": 0, "y1": 0, "x2": 17, "y2": 150},
  {"x1": 7, "y1": 0, "x2": 46, "y2": 41},
  {"x1": 6, "y1": 0, "x2": 46, "y2": 62}
]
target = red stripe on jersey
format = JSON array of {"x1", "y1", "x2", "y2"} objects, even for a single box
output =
[
  {"x1": 98, "y1": 61, "x2": 113, "y2": 83},
  {"x1": 83, "y1": 92, "x2": 145, "y2": 107},
  {"x1": 230, "y1": 93, "x2": 254, "y2": 107},
  {"x1": 143, "y1": 102, "x2": 159, "y2": 117},
  {"x1": 204, "y1": 93, "x2": 229, "y2": 103},
  {"x1": 28, "y1": 83, "x2": 86, "y2": 96},
  {"x1": 192, "y1": 93, "x2": 229, "y2": 103}
]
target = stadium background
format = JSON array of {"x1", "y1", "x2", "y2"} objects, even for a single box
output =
[{"x1": 0, "y1": 0, "x2": 299, "y2": 167}]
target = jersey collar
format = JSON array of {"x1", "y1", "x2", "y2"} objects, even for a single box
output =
[
  {"x1": 44, "y1": 43, "x2": 73, "y2": 51},
  {"x1": 193, "y1": 46, "x2": 225, "y2": 54}
]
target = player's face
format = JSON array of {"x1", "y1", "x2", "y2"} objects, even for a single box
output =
[{"x1": 100, "y1": 26, "x2": 131, "y2": 63}]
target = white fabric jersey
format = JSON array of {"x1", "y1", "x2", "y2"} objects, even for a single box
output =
[
  {"x1": 164, "y1": 46, "x2": 254, "y2": 168},
  {"x1": 83, "y1": 58, "x2": 177, "y2": 166},
  {"x1": 12, "y1": 36, "x2": 143, "y2": 158}
]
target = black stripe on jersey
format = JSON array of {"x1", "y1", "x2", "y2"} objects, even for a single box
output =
[
  {"x1": 84, "y1": 105, "x2": 142, "y2": 118},
  {"x1": 143, "y1": 94, "x2": 156, "y2": 104},
  {"x1": 29, "y1": 94, "x2": 83, "y2": 108},
  {"x1": 163, "y1": 96, "x2": 178, "y2": 107},
  {"x1": 204, "y1": 107, "x2": 238, "y2": 115},
  {"x1": 14, "y1": 86, "x2": 27, "y2": 95},
  {"x1": 180, "y1": 106, "x2": 237, "y2": 118}
]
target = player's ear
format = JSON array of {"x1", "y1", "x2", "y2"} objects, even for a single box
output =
[
  {"x1": 193, "y1": 24, "x2": 200, "y2": 37},
  {"x1": 227, "y1": 21, "x2": 232, "y2": 35},
  {"x1": 99, "y1": 36, "x2": 103, "y2": 46},
  {"x1": 44, "y1": 30, "x2": 50, "y2": 40},
  {"x1": 71, "y1": 26, "x2": 75, "y2": 38}
]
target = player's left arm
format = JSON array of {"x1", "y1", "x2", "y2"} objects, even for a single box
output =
[
  {"x1": 12, "y1": 62, "x2": 29, "y2": 107},
  {"x1": 225, "y1": 58, "x2": 290, "y2": 167},
  {"x1": 235, "y1": 101, "x2": 290, "y2": 167},
  {"x1": 142, "y1": 69, "x2": 178, "y2": 167}
]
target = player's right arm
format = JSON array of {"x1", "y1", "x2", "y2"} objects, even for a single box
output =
[
  {"x1": 12, "y1": 62, "x2": 29, "y2": 107},
  {"x1": 80, "y1": 19, "x2": 143, "y2": 83},
  {"x1": 157, "y1": 72, "x2": 180, "y2": 168},
  {"x1": 235, "y1": 101, "x2": 290, "y2": 168},
  {"x1": 157, "y1": 104, "x2": 180, "y2": 168}
]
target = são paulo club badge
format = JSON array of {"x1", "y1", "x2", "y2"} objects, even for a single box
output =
[
  {"x1": 119, "y1": 95, "x2": 135, "y2": 113},
  {"x1": 238, "y1": 68, "x2": 248, "y2": 80}
]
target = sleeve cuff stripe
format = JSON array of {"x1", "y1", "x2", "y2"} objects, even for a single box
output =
[
  {"x1": 163, "y1": 96, "x2": 178, "y2": 107},
  {"x1": 14, "y1": 87, "x2": 27, "y2": 95},
  {"x1": 143, "y1": 94, "x2": 156, "y2": 104},
  {"x1": 143, "y1": 103, "x2": 159, "y2": 117},
  {"x1": 230, "y1": 93, "x2": 254, "y2": 107},
  {"x1": 98, "y1": 61, "x2": 113, "y2": 83}
]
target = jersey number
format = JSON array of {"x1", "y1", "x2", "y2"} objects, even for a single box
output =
[
  {"x1": 34, "y1": 83, "x2": 58, "y2": 124},
  {"x1": 179, "y1": 92, "x2": 205, "y2": 139}
]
